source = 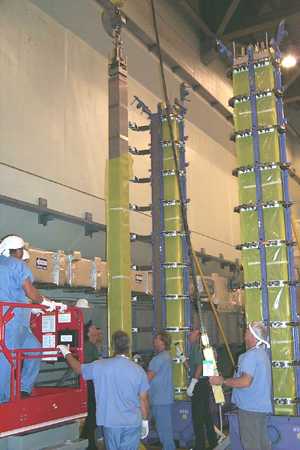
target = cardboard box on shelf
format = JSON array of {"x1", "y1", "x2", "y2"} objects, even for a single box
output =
[
  {"x1": 131, "y1": 270, "x2": 149, "y2": 294},
  {"x1": 99, "y1": 261, "x2": 108, "y2": 288},
  {"x1": 28, "y1": 248, "x2": 66, "y2": 286},
  {"x1": 67, "y1": 253, "x2": 101, "y2": 290}
]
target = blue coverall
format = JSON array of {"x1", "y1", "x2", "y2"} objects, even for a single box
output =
[
  {"x1": 82, "y1": 355, "x2": 150, "y2": 450},
  {"x1": 0, "y1": 255, "x2": 41, "y2": 403},
  {"x1": 149, "y1": 350, "x2": 176, "y2": 450}
]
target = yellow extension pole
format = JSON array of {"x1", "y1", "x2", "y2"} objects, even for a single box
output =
[{"x1": 191, "y1": 248, "x2": 236, "y2": 369}]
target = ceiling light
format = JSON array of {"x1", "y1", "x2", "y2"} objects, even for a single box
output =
[{"x1": 281, "y1": 54, "x2": 297, "y2": 69}]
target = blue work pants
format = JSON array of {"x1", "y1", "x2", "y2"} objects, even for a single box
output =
[
  {"x1": 103, "y1": 425, "x2": 140, "y2": 450},
  {"x1": 0, "y1": 323, "x2": 41, "y2": 403},
  {"x1": 151, "y1": 404, "x2": 176, "y2": 450}
]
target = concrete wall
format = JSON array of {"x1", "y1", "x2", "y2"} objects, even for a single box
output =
[{"x1": 0, "y1": 0, "x2": 240, "y2": 262}]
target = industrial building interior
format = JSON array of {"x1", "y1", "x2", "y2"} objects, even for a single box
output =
[{"x1": 0, "y1": 0, "x2": 300, "y2": 449}]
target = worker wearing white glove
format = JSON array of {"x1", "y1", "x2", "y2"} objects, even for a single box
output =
[
  {"x1": 58, "y1": 330, "x2": 150, "y2": 450},
  {"x1": 42, "y1": 297, "x2": 67, "y2": 313},
  {"x1": 187, "y1": 377, "x2": 198, "y2": 397},
  {"x1": 57, "y1": 344, "x2": 71, "y2": 358},
  {"x1": 187, "y1": 330, "x2": 218, "y2": 449},
  {"x1": 141, "y1": 419, "x2": 149, "y2": 440}
]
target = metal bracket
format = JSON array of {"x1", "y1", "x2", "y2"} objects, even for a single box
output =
[
  {"x1": 131, "y1": 264, "x2": 152, "y2": 271},
  {"x1": 272, "y1": 360, "x2": 300, "y2": 369},
  {"x1": 269, "y1": 321, "x2": 300, "y2": 329},
  {"x1": 37, "y1": 198, "x2": 55, "y2": 226},
  {"x1": 131, "y1": 96, "x2": 152, "y2": 117},
  {"x1": 163, "y1": 231, "x2": 187, "y2": 237},
  {"x1": 132, "y1": 327, "x2": 152, "y2": 333},
  {"x1": 129, "y1": 146, "x2": 151, "y2": 155},
  {"x1": 173, "y1": 357, "x2": 185, "y2": 364},
  {"x1": 130, "y1": 233, "x2": 152, "y2": 243},
  {"x1": 101, "y1": 4, "x2": 126, "y2": 38},
  {"x1": 162, "y1": 169, "x2": 186, "y2": 177},
  {"x1": 163, "y1": 262, "x2": 189, "y2": 269},
  {"x1": 216, "y1": 39, "x2": 233, "y2": 64},
  {"x1": 130, "y1": 176, "x2": 151, "y2": 184},
  {"x1": 129, "y1": 203, "x2": 152, "y2": 212},
  {"x1": 270, "y1": 20, "x2": 288, "y2": 53},
  {"x1": 84, "y1": 212, "x2": 100, "y2": 237},
  {"x1": 162, "y1": 199, "x2": 190, "y2": 207},
  {"x1": 165, "y1": 326, "x2": 190, "y2": 332},
  {"x1": 165, "y1": 294, "x2": 190, "y2": 301},
  {"x1": 129, "y1": 121, "x2": 150, "y2": 132},
  {"x1": 174, "y1": 387, "x2": 187, "y2": 394},
  {"x1": 274, "y1": 397, "x2": 300, "y2": 405}
]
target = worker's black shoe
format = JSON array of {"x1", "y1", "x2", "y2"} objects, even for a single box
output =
[{"x1": 21, "y1": 391, "x2": 30, "y2": 398}]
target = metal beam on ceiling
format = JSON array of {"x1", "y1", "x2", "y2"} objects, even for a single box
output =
[
  {"x1": 0, "y1": 194, "x2": 105, "y2": 236},
  {"x1": 217, "y1": 0, "x2": 241, "y2": 36},
  {"x1": 223, "y1": 6, "x2": 300, "y2": 41},
  {"x1": 174, "y1": 0, "x2": 215, "y2": 38}
]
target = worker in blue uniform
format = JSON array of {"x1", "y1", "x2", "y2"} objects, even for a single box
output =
[
  {"x1": 147, "y1": 332, "x2": 175, "y2": 450},
  {"x1": 210, "y1": 321, "x2": 272, "y2": 450},
  {"x1": 58, "y1": 330, "x2": 150, "y2": 450},
  {"x1": 0, "y1": 235, "x2": 64, "y2": 403}
]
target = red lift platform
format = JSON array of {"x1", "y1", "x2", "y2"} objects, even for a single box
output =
[{"x1": 0, "y1": 302, "x2": 87, "y2": 437}]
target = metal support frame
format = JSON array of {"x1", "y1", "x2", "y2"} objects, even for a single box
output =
[
  {"x1": 177, "y1": 110, "x2": 191, "y2": 345},
  {"x1": 217, "y1": 0, "x2": 241, "y2": 36},
  {"x1": 246, "y1": 45, "x2": 275, "y2": 413},
  {"x1": 0, "y1": 194, "x2": 104, "y2": 237},
  {"x1": 247, "y1": 47, "x2": 271, "y2": 327},
  {"x1": 219, "y1": 20, "x2": 300, "y2": 417},
  {"x1": 272, "y1": 42, "x2": 300, "y2": 410},
  {"x1": 150, "y1": 100, "x2": 191, "y2": 399}
]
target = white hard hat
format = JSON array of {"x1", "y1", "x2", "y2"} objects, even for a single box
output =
[
  {"x1": 75, "y1": 298, "x2": 92, "y2": 309},
  {"x1": 23, "y1": 249, "x2": 30, "y2": 261},
  {"x1": 0, "y1": 235, "x2": 25, "y2": 257}
]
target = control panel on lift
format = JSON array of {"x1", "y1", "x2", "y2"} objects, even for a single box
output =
[{"x1": 0, "y1": 303, "x2": 87, "y2": 438}]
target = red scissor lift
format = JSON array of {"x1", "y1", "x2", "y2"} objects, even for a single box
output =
[{"x1": 0, "y1": 302, "x2": 87, "y2": 437}]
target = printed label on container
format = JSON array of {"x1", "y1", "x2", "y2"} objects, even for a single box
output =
[
  {"x1": 58, "y1": 313, "x2": 71, "y2": 323},
  {"x1": 36, "y1": 257, "x2": 48, "y2": 270}
]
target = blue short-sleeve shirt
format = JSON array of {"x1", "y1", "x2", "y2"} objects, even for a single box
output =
[
  {"x1": 82, "y1": 355, "x2": 149, "y2": 427},
  {"x1": 0, "y1": 256, "x2": 34, "y2": 326},
  {"x1": 148, "y1": 350, "x2": 174, "y2": 405},
  {"x1": 232, "y1": 347, "x2": 272, "y2": 413}
]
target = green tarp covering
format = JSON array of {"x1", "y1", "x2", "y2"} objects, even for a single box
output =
[
  {"x1": 233, "y1": 55, "x2": 296, "y2": 415},
  {"x1": 107, "y1": 153, "x2": 132, "y2": 345},
  {"x1": 162, "y1": 115, "x2": 187, "y2": 399}
]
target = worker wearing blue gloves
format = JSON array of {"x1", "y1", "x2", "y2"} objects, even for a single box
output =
[
  {"x1": 0, "y1": 235, "x2": 65, "y2": 403},
  {"x1": 147, "y1": 332, "x2": 175, "y2": 450},
  {"x1": 58, "y1": 330, "x2": 150, "y2": 450}
]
